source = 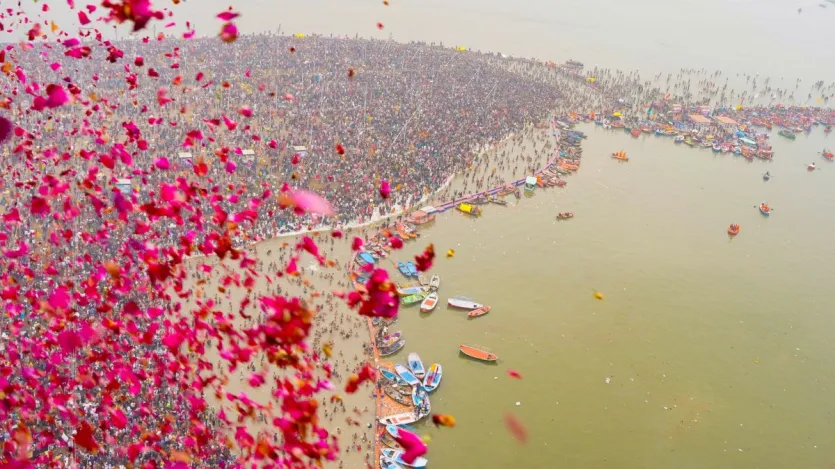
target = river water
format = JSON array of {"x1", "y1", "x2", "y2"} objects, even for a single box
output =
[{"x1": 388, "y1": 124, "x2": 835, "y2": 469}]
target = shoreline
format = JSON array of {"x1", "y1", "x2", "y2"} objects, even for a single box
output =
[{"x1": 358, "y1": 119, "x2": 572, "y2": 466}]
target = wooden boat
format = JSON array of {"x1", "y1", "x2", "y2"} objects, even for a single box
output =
[
  {"x1": 380, "y1": 432, "x2": 403, "y2": 450},
  {"x1": 380, "y1": 367, "x2": 408, "y2": 386},
  {"x1": 418, "y1": 275, "x2": 428, "y2": 286},
  {"x1": 459, "y1": 345, "x2": 498, "y2": 362},
  {"x1": 419, "y1": 292, "x2": 439, "y2": 313},
  {"x1": 630, "y1": 128, "x2": 641, "y2": 138},
  {"x1": 487, "y1": 196, "x2": 507, "y2": 205},
  {"x1": 401, "y1": 291, "x2": 428, "y2": 306},
  {"x1": 556, "y1": 212, "x2": 574, "y2": 220},
  {"x1": 759, "y1": 203, "x2": 771, "y2": 217},
  {"x1": 396, "y1": 285, "x2": 427, "y2": 296},
  {"x1": 380, "y1": 339, "x2": 406, "y2": 357},
  {"x1": 407, "y1": 353, "x2": 426, "y2": 379},
  {"x1": 611, "y1": 151, "x2": 629, "y2": 161},
  {"x1": 379, "y1": 412, "x2": 419, "y2": 426},
  {"x1": 397, "y1": 262, "x2": 410, "y2": 277},
  {"x1": 383, "y1": 383, "x2": 414, "y2": 406},
  {"x1": 456, "y1": 203, "x2": 482, "y2": 216},
  {"x1": 778, "y1": 129, "x2": 796, "y2": 140},
  {"x1": 385, "y1": 424, "x2": 406, "y2": 440},
  {"x1": 422, "y1": 364, "x2": 442, "y2": 392},
  {"x1": 763, "y1": 171, "x2": 771, "y2": 181},
  {"x1": 429, "y1": 274, "x2": 440, "y2": 290},
  {"x1": 728, "y1": 224, "x2": 740, "y2": 236},
  {"x1": 382, "y1": 449, "x2": 428, "y2": 468},
  {"x1": 380, "y1": 455, "x2": 404, "y2": 469},
  {"x1": 379, "y1": 332, "x2": 402, "y2": 348},
  {"x1": 823, "y1": 149, "x2": 833, "y2": 160},
  {"x1": 394, "y1": 364, "x2": 420, "y2": 386},
  {"x1": 807, "y1": 163, "x2": 816, "y2": 171},
  {"x1": 406, "y1": 262, "x2": 418, "y2": 277},
  {"x1": 467, "y1": 305, "x2": 491, "y2": 319},
  {"x1": 447, "y1": 296, "x2": 484, "y2": 310}
]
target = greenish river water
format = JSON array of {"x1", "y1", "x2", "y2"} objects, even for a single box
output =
[{"x1": 389, "y1": 124, "x2": 835, "y2": 469}]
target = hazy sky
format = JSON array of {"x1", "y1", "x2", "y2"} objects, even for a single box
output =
[{"x1": 5, "y1": 0, "x2": 834, "y2": 82}]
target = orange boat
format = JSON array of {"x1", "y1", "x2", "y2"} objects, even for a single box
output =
[
  {"x1": 467, "y1": 306, "x2": 491, "y2": 319},
  {"x1": 728, "y1": 223, "x2": 740, "y2": 236},
  {"x1": 611, "y1": 150, "x2": 629, "y2": 161},
  {"x1": 459, "y1": 345, "x2": 498, "y2": 362}
]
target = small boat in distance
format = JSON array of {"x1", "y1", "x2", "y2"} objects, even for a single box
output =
[
  {"x1": 397, "y1": 262, "x2": 410, "y2": 277},
  {"x1": 418, "y1": 275, "x2": 428, "y2": 286},
  {"x1": 459, "y1": 345, "x2": 498, "y2": 362},
  {"x1": 382, "y1": 448, "x2": 428, "y2": 468},
  {"x1": 423, "y1": 364, "x2": 443, "y2": 392},
  {"x1": 407, "y1": 353, "x2": 426, "y2": 379},
  {"x1": 379, "y1": 412, "x2": 419, "y2": 426},
  {"x1": 420, "y1": 292, "x2": 439, "y2": 313},
  {"x1": 674, "y1": 135, "x2": 685, "y2": 143},
  {"x1": 611, "y1": 150, "x2": 629, "y2": 161},
  {"x1": 467, "y1": 305, "x2": 491, "y2": 319},
  {"x1": 759, "y1": 203, "x2": 771, "y2": 217},
  {"x1": 556, "y1": 212, "x2": 574, "y2": 220},
  {"x1": 778, "y1": 129, "x2": 796, "y2": 140},
  {"x1": 380, "y1": 339, "x2": 406, "y2": 357},
  {"x1": 448, "y1": 296, "x2": 484, "y2": 310},
  {"x1": 823, "y1": 149, "x2": 834, "y2": 160},
  {"x1": 395, "y1": 364, "x2": 420, "y2": 386},
  {"x1": 728, "y1": 224, "x2": 740, "y2": 236},
  {"x1": 457, "y1": 203, "x2": 482, "y2": 216},
  {"x1": 406, "y1": 262, "x2": 418, "y2": 277},
  {"x1": 763, "y1": 171, "x2": 771, "y2": 181},
  {"x1": 429, "y1": 274, "x2": 440, "y2": 290},
  {"x1": 807, "y1": 163, "x2": 816, "y2": 171}
]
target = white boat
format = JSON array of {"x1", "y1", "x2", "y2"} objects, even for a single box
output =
[
  {"x1": 407, "y1": 353, "x2": 425, "y2": 379},
  {"x1": 379, "y1": 411, "x2": 419, "y2": 426},
  {"x1": 396, "y1": 285, "x2": 428, "y2": 296},
  {"x1": 422, "y1": 363, "x2": 442, "y2": 392},
  {"x1": 420, "y1": 292, "x2": 439, "y2": 313},
  {"x1": 380, "y1": 455, "x2": 404, "y2": 469},
  {"x1": 447, "y1": 295, "x2": 484, "y2": 310},
  {"x1": 429, "y1": 274, "x2": 440, "y2": 290},
  {"x1": 418, "y1": 275, "x2": 428, "y2": 286},
  {"x1": 382, "y1": 448, "x2": 428, "y2": 468},
  {"x1": 394, "y1": 364, "x2": 420, "y2": 386}
]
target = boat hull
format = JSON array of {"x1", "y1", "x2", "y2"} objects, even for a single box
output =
[
  {"x1": 759, "y1": 207, "x2": 770, "y2": 217},
  {"x1": 459, "y1": 345, "x2": 498, "y2": 362},
  {"x1": 423, "y1": 363, "x2": 443, "y2": 392},
  {"x1": 448, "y1": 297, "x2": 484, "y2": 310},
  {"x1": 379, "y1": 412, "x2": 419, "y2": 426}
]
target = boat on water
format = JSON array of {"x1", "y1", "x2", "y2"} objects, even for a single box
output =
[
  {"x1": 418, "y1": 275, "x2": 428, "y2": 286},
  {"x1": 712, "y1": 143, "x2": 722, "y2": 152},
  {"x1": 467, "y1": 305, "x2": 491, "y2": 319},
  {"x1": 447, "y1": 295, "x2": 484, "y2": 310},
  {"x1": 401, "y1": 291, "x2": 428, "y2": 306},
  {"x1": 380, "y1": 339, "x2": 406, "y2": 357},
  {"x1": 759, "y1": 203, "x2": 771, "y2": 217},
  {"x1": 397, "y1": 262, "x2": 410, "y2": 277},
  {"x1": 385, "y1": 424, "x2": 403, "y2": 440},
  {"x1": 407, "y1": 353, "x2": 426, "y2": 379},
  {"x1": 778, "y1": 129, "x2": 796, "y2": 140},
  {"x1": 674, "y1": 135, "x2": 684, "y2": 143},
  {"x1": 380, "y1": 455, "x2": 404, "y2": 469},
  {"x1": 459, "y1": 344, "x2": 498, "y2": 362},
  {"x1": 395, "y1": 364, "x2": 420, "y2": 386},
  {"x1": 380, "y1": 367, "x2": 409, "y2": 386},
  {"x1": 487, "y1": 196, "x2": 507, "y2": 205},
  {"x1": 457, "y1": 203, "x2": 482, "y2": 216},
  {"x1": 611, "y1": 150, "x2": 629, "y2": 161},
  {"x1": 807, "y1": 163, "x2": 816, "y2": 171},
  {"x1": 728, "y1": 224, "x2": 740, "y2": 236},
  {"x1": 556, "y1": 212, "x2": 574, "y2": 220},
  {"x1": 382, "y1": 448, "x2": 428, "y2": 469},
  {"x1": 630, "y1": 128, "x2": 641, "y2": 137},
  {"x1": 406, "y1": 262, "x2": 418, "y2": 277},
  {"x1": 383, "y1": 383, "x2": 414, "y2": 406},
  {"x1": 423, "y1": 363, "x2": 442, "y2": 392},
  {"x1": 823, "y1": 149, "x2": 833, "y2": 160},
  {"x1": 429, "y1": 274, "x2": 440, "y2": 290},
  {"x1": 419, "y1": 292, "x2": 439, "y2": 313},
  {"x1": 380, "y1": 432, "x2": 403, "y2": 450},
  {"x1": 412, "y1": 386, "x2": 430, "y2": 416},
  {"x1": 379, "y1": 332, "x2": 402, "y2": 348},
  {"x1": 396, "y1": 285, "x2": 427, "y2": 296},
  {"x1": 763, "y1": 171, "x2": 771, "y2": 181},
  {"x1": 379, "y1": 412, "x2": 419, "y2": 426},
  {"x1": 523, "y1": 176, "x2": 537, "y2": 192}
]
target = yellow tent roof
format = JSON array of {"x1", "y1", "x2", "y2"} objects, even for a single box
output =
[{"x1": 294, "y1": 33, "x2": 306, "y2": 38}]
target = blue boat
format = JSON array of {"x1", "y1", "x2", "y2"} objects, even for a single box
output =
[
  {"x1": 358, "y1": 252, "x2": 375, "y2": 264},
  {"x1": 422, "y1": 363, "x2": 443, "y2": 392},
  {"x1": 380, "y1": 455, "x2": 404, "y2": 469},
  {"x1": 406, "y1": 262, "x2": 418, "y2": 277},
  {"x1": 407, "y1": 353, "x2": 425, "y2": 379},
  {"x1": 381, "y1": 448, "x2": 428, "y2": 468},
  {"x1": 395, "y1": 364, "x2": 420, "y2": 386},
  {"x1": 397, "y1": 262, "x2": 411, "y2": 277},
  {"x1": 380, "y1": 368, "x2": 408, "y2": 386},
  {"x1": 759, "y1": 203, "x2": 771, "y2": 217}
]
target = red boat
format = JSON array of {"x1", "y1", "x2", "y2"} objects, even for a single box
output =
[
  {"x1": 728, "y1": 224, "x2": 740, "y2": 236},
  {"x1": 630, "y1": 128, "x2": 641, "y2": 137},
  {"x1": 822, "y1": 149, "x2": 833, "y2": 160},
  {"x1": 556, "y1": 212, "x2": 574, "y2": 220},
  {"x1": 467, "y1": 306, "x2": 491, "y2": 319}
]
